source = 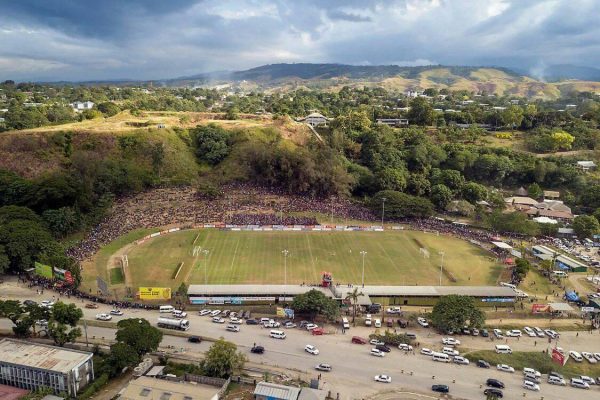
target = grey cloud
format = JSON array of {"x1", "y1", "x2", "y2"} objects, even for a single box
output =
[{"x1": 327, "y1": 10, "x2": 372, "y2": 22}]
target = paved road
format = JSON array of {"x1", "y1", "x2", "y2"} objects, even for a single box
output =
[{"x1": 2, "y1": 282, "x2": 600, "y2": 400}]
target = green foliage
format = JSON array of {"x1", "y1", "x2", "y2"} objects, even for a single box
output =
[
  {"x1": 200, "y1": 339, "x2": 247, "y2": 378},
  {"x1": 42, "y1": 207, "x2": 81, "y2": 238},
  {"x1": 115, "y1": 318, "x2": 163, "y2": 356},
  {"x1": 104, "y1": 343, "x2": 140, "y2": 377},
  {"x1": 572, "y1": 215, "x2": 600, "y2": 239},
  {"x1": 97, "y1": 102, "x2": 121, "y2": 116},
  {"x1": 462, "y1": 182, "x2": 488, "y2": 204},
  {"x1": 407, "y1": 97, "x2": 434, "y2": 126},
  {"x1": 527, "y1": 183, "x2": 542, "y2": 199},
  {"x1": 430, "y1": 184, "x2": 453, "y2": 209},
  {"x1": 485, "y1": 211, "x2": 540, "y2": 236},
  {"x1": 78, "y1": 373, "x2": 109, "y2": 400},
  {"x1": 291, "y1": 289, "x2": 340, "y2": 321},
  {"x1": 371, "y1": 190, "x2": 434, "y2": 219},
  {"x1": 514, "y1": 258, "x2": 531, "y2": 282},
  {"x1": 51, "y1": 301, "x2": 83, "y2": 326},
  {"x1": 431, "y1": 295, "x2": 485, "y2": 333},
  {"x1": 369, "y1": 330, "x2": 413, "y2": 346},
  {"x1": 192, "y1": 124, "x2": 232, "y2": 165},
  {"x1": 47, "y1": 321, "x2": 82, "y2": 347}
]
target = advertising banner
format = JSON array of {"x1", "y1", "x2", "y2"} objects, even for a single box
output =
[
  {"x1": 53, "y1": 267, "x2": 74, "y2": 284},
  {"x1": 551, "y1": 348, "x2": 567, "y2": 366},
  {"x1": 139, "y1": 287, "x2": 172, "y2": 300},
  {"x1": 531, "y1": 304, "x2": 549, "y2": 313},
  {"x1": 34, "y1": 262, "x2": 53, "y2": 279}
]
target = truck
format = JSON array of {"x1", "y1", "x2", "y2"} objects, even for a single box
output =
[{"x1": 157, "y1": 317, "x2": 190, "y2": 331}]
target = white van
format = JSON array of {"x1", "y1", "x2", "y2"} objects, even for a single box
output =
[
  {"x1": 159, "y1": 305, "x2": 175, "y2": 313},
  {"x1": 442, "y1": 347, "x2": 459, "y2": 356},
  {"x1": 431, "y1": 352, "x2": 451, "y2": 363},
  {"x1": 547, "y1": 375, "x2": 566, "y2": 386},
  {"x1": 495, "y1": 344, "x2": 512, "y2": 354},
  {"x1": 269, "y1": 330, "x2": 286, "y2": 339},
  {"x1": 552, "y1": 271, "x2": 568, "y2": 278},
  {"x1": 365, "y1": 314, "x2": 372, "y2": 326},
  {"x1": 342, "y1": 317, "x2": 350, "y2": 330},
  {"x1": 374, "y1": 319, "x2": 382, "y2": 328},
  {"x1": 569, "y1": 351, "x2": 583, "y2": 362}
]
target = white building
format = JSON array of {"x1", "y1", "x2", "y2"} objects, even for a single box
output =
[
  {"x1": 298, "y1": 112, "x2": 331, "y2": 128},
  {"x1": 577, "y1": 161, "x2": 596, "y2": 172},
  {"x1": 70, "y1": 101, "x2": 95, "y2": 111}
]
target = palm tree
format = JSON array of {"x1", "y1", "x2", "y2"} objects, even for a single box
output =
[{"x1": 345, "y1": 287, "x2": 364, "y2": 323}]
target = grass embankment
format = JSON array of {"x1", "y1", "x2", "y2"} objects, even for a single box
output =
[{"x1": 464, "y1": 350, "x2": 600, "y2": 378}]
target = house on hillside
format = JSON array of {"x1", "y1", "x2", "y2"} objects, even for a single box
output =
[
  {"x1": 543, "y1": 190, "x2": 560, "y2": 201},
  {"x1": 70, "y1": 101, "x2": 95, "y2": 111},
  {"x1": 577, "y1": 161, "x2": 596, "y2": 172},
  {"x1": 297, "y1": 112, "x2": 331, "y2": 128},
  {"x1": 376, "y1": 118, "x2": 409, "y2": 127}
]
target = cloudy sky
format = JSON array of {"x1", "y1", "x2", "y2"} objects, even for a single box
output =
[{"x1": 0, "y1": 0, "x2": 598, "y2": 81}]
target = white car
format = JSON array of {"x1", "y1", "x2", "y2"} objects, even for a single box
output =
[
  {"x1": 505, "y1": 329, "x2": 522, "y2": 337},
  {"x1": 497, "y1": 364, "x2": 515, "y2": 373},
  {"x1": 545, "y1": 329, "x2": 559, "y2": 339},
  {"x1": 579, "y1": 376, "x2": 596, "y2": 385},
  {"x1": 40, "y1": 300, "x2": 55, "y2": 308},
  {"x1": 199, "y1": 309, "x2": 211, "y2": 316},
  {"x1": 110, "y1": 309, "x2": 123, "y2": 316},
  {"x1": 453, "y1": 356, "x2": 469, "y2": 365},
  {"x1": 420, "y1": 348, "x2": 433, "y2": 356},
  {"x1": 370, "y1": 348, "x2": 385, "y2": 357},
  {"x1": 172, "y1": 310, "x2": 187, "y2": 319},
  {"x1": 210, "y1": 310, "x2": 221, "y2": 316},
  {"x1": 284, "y1": 322, "x2": 296, "y2": 328},
  {"x1": 95, "y1": 313, "x2": 112, "y2": 321},
  {"x1": 582, "y1": 352, "x2": 597, "y2": 364},
  {"x1": 315, "y1": 363, "x2": 332, "y2": 372},
  {"x1": 523, "y1": 327, "x2": 536, "y2": 337},
  {"x1": 523, "y1": 368, "x2": 541, "y2": 378},
  {"x1": 493, "y1": 329, "x2": 503, "y2": 338},
  {"x1": 594, "y1": 352, "x2": 600, "y2": 361},
  {"x1": 35, "y1": 319, "x2": 48, "y2": 327},
  {"x1": 523, "y1": 381, "x2": 540, "y2": 391},
  {"x1": 370, "y1": 339, "x2": 385, "y2": 346},
  {"x1": 533, "y1": 327, "x2": 545, "y2": 337},
  {"x1": 226, "y1": 325, "x2": 240, "y2": 332},
  {"x1": 442, "y1": 337, "x2": 460, "y2": 346},
  {"x1": 442, "y1": 347, "x2": 459, "y2": 356},
  {"x1": 570, "y1": 378, "x2": 590, "y2": 389},
  {"x1": 374, "y1": 374, "x2": 392, "y2": 383},
  {"x1": 229, "y1": 317, "x2": 242, "y2": 324},
  {"x1": 305, "y1": 324, "x2": 318, "y2": 331},
  {"x1": 305, "y1": 345, "x2": 320, "y2": 355},
  {"x1": 417, "y1": 317, "x2": 429, "y2": 327},
  {"x1": 212, "y1": 317, "x2": 225, "y2": 324},
  {"x1": 386, "y1": 307, "x2": 401, "y2": 314},
  {"x1": 398, "y1": 343, "x2": 413, "y2": 351}
]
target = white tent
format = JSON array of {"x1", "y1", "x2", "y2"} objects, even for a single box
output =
[{"x1": 533, "y1": 216, "x2": 558, "y2": 224}]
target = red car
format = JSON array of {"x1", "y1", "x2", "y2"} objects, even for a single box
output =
[
  {"x1": 312, "y1": 327, "x2": 325, "y2": 335},
  {"x1": 351, "y1": 336, "x2": 368, "y2": 344}
]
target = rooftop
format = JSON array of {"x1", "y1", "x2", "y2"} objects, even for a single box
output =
[
  {"x1": 120, "y1": 376, "x2": 220, "y2": 400},
  {"x1": 254, "y1": 382, "x2": 301, "y2": 400},
  {"x1": 0, "y1": 339, "x2": 93, "y2": 374}
]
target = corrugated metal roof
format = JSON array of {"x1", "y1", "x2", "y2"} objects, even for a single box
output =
[
  {"x1": 0, "y1": 339, "x2": 92, "y2": 374},
  {"x1": 254, "y1": 382, "x2": 301, "y2": 400}
]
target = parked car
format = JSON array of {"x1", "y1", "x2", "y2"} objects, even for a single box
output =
[
  {"x1": 493, "y1": 329, "x2": 503, "y2": 339},
  {"x1": 442, "y1": 347, "x2": 459, "y2": 356},
  {"x1": 376, "y1": 344, "x2": 391, "y2": 353},
  {"x1": 23, "y1": 300, "x2": 37, "y2": 307},
  {"x1": 453, "y1": 356, "x2": 469, "y2": 365},
  {"x1": 370, "y1": 348, "x2": 385, "y2": 357},
  {"x1": 95, "y1": 313, "x2": 112, "y2": 321},
  {"x1": 417, "y1": 317, "x2": 429, "y2": 327},
  {"x1": 199, "y1": 309, "x2": 211, "y2": 316},
  {"x1": 284, "y1": 322, "x2": 296, "y2": 328},
  {"x1": 578, "y1": 376, "x2": 596, "y2": 385},
  {"x1": 431, "y1": 384, "x2": 449, "y2": 393},
  {"x1": 187, "y1": 336, "x2": 201, "y2": 343},
  {"x1": 523, "y1": 368, "x2": 541, "y2": 378},
  {"x1": 304, "y1": 345, "x2": 319, "y2": 355},
  {"x1": 212, "y1": 317, "x2": 225, "y2": 324},
  {"x1": 397, "y1": 319, "x2": 408, "y2": 328},
  {"x1": 442, "y1": 337, "x2": 460, "y2": 346},
  {"x1": 40, "y1": 300, "x2": 54, "y2": 308},
  {"x1": 497, "y1": 364, "x2": 515, "y2": 373},
  {"x1": 85, "y1": 303, "x2": 98, "y2": 309},
  {"x1": 486, "y1": 378, "x2": 505, "y2": 388},
  {"x1": 311, "y1": 327, "x2": 325, "y2": 335},
  {"x1": 369, "y1": 338, "x2": 385, "y2": 346},
  {"x1": 226, "y1": 325, "x2": 240, "y2": 332},
  {"x1": 484, "y1": 389, "x2": 503, "y2": 398},
  {"x1": 582, "y1": 352, "x2": 597, "y2": 364},
  {"x1": 523, "y1": 327, "x2": 536, "y2": 337},
  {"x1": 315, "y1": 363, "x2": 332, "y2": 372},
  {"x1": 547, "y1": 375, "x2": 566, "y2": 386},
  {"x1": 398, "y1": 343, "x2": 413, "y2": 351},
  {"x1": 250, "y1": 345, "x2": 264, "y2": 354},
  {"x1": 246, "y1": 319, "x2": 259, "y2": 325},
  {"x1": 351, "y1": 336, "x2": 367, "y2": 344},
  {"x1": 480, "y1": 329, "x2": 489, "y2": 337},
  {"x1": 477, "y1": 360, "x2": 490, "y2": 368},
  {"x1": 471, "y1": 328, "x2": 479, "y2": 336},
  {"x1": 110, "y1": 309, "x2": 124, "y2": 316},
  {"x1": 545, "y1": 329, "x2": 559, "y2": 339},
  {"x1": 386, "y1": 306, "x2": 401, "y2": 314},
  {"x1": 523, "y1": 381, "x2": 540, "y2": 391},
  {"x1": 305, "y1": 323, "x2": 318, "y2": 331},
  {"x1": 374, "y1": 374, "x2": 391, "y2": 383},
  {"x1": 505, "y1": 329, "x2": 522, "y2": 337},
  {"x1": 533, "y1": 327, "x2": 545, "y2": 337},
  {"x1": 570, "y1": 378, "x2": 590, "y2": 389},
  {"x1": 420, "y1": 348, "x2": 433, "y2": 356},
  {"x1": 210, "y1": 310, "x2": 221, "y2": 316},
  {"x1": 172, "y1": 310, "x2": 187, "y2": 319}
]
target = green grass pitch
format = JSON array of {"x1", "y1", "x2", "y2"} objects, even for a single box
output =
[{"x1": 124, "y1": 229, "x2": 503, "y2": 289}]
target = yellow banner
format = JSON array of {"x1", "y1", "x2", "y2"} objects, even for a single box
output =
[
  {"x1": 139, "y1": 287, "x2": 172, "y2": 300},
  {"x1": 276, "y1": 307, "x2": 285, "y2": 317}
]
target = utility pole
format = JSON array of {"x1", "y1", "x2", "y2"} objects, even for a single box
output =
[
  {"x1": 360, "y1": 251, "x2": 367, "y2": 288},
  {"x1": 83, "y1": 320, "x2": 89, "y2": 348},
  {"x1": 439, "y1": 251, "x2": 445, "y2": 286},
  {"x1": 202, "y1": 249, "x2": 210, "y2": 285},
  {"x1": 282, "y1": 250, "x2": 289, "y2": 286},
  {"x1": 381, "y1": 197, "x2": 387, "y2": 227}
]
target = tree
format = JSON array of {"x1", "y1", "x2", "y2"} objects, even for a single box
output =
[
  {"x1": 514, "y1": 258, "x2": 530, "y2": 282},
  {"x1": 291, "y1": 289, "x2": 340, "y2": 321},
  {"x1": 430, "y1": 184, "x2": 453, "y2": 209},
  {"x1": 42, "y1": 207, "x2": 81, "y2": 238},
  {"x1": 462, "y1": 182, "x2": 488, "y2": 204},
  {"x1": 572, "y1": 215, "x2": 600, "y2": 239},
  {"x1": 201, "y1": 339, "x2": 247, "y2": 378},
  {"x1": 527, "y1": 183, "x2": 543, "y2": 199},
  {"x1": 104, "y1": 343, "x2": 140, "y2": 377},
  {"x1": 407, "y1": 97, "x2": 434, "y2": 126},
  {"x1": 115, "y1": 318, "x2": 163, "y2": 356},
  {"x1": 375, "y1": 167, "x2": 407, "y2": 192},
  {"x1": 551, "y1": 130, "x2": 575, "y2": 150},
  {"x1": 501, "y1": 105, "x2": 523, "y2": 130},
  {"x1": 371, "y1": 190, "x2": 434, "y2": 219},
  {"x1": 225, "y1": 106, "x2": 239, "y2": 120},
  {"x1": 51, "y1": 302, "x2": 83, "y2": 326},
  {"x1": 431, "y1": 295, "x2": 485, "y2": 333},
  {"x1": 47, "y1": 321, "x2": 81, "y2": 347},
  {"x1": 192, "y1": 124, "x2": 231, "y2": 165},
  {"x1": 345, "y1": 287, "x2": 364, "y2": 323},
  {"x1": 97, "y1": 102, "x2": 121, "y2": 117}
]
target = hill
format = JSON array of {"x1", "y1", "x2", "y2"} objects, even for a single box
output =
[{"x1": 163, "y1": 63, "x2": 600, "y2": 99}]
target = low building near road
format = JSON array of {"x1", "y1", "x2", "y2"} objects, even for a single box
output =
[
  {"x1": 254, "y1": 382, "x2": 326, "y2": 400},
  {"x1": 555, "y1": 254, "x2": 588, "y2": 272},
  {"x1": 0, "y1": 339, "x2": 94, "y2": 397},
  {"x1": 119, "y1": 375, "x2": 226, "y2": 400}
]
